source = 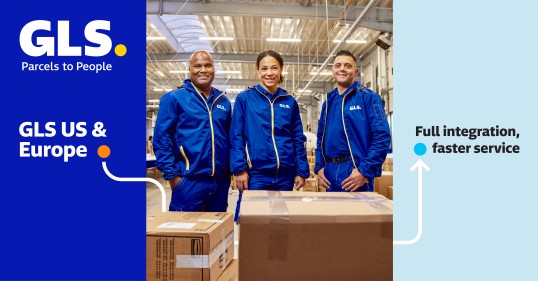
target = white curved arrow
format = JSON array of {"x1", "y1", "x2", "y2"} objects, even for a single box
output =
[
  {"x1": 394, "y1": 159, "x2": 430, "y2": 245},
  {"x1": 102, "y1": 161, "x2": 167, "y2": 212}
]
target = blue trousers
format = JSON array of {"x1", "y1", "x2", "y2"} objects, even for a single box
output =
[
  {"x1": 169, "y1": 175, "x2": 230, "y2": 212},
  {"x1": 324, "y1": 159, "x2": 372, "y2": 192},
  {"x1": 234, "y1": 169, "x2": 295, "y2": 222}
]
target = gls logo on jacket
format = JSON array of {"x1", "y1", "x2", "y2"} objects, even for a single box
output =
[
  {"x1": 217, "y1": 104, "x2": 227, "y2": 111},
  {"x1": 279, "y1": 104, "x2": 290, "y2": 109},
  {"x1": 350, "y1": 105, "x2": 362, "y2": 110}
]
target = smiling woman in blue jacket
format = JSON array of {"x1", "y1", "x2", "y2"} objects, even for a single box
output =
[{"x1": 230, "y1": 50, "x2": 310, "y2": 194}]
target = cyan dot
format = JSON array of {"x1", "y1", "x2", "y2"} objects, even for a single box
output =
[{"x1": 414, "y1": 143, "x2": 427, "y2": 156}]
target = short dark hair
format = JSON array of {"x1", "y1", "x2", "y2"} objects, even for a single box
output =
[
  {"x1": 256, "y1": 50, "x2": 284, "y2": 83},
  {"x1": 335, "y1": 50, "x2": 357, "y2": 63}
]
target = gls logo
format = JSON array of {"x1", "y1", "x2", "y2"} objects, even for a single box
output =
[
  {"x1": 279, "y1": 104, "x2": 290, "y2": 109},
  {"x1": 20, "y1": 20, "x2": 112, "y2": 57},
  {"x1": 349, "y1": 105, "x2": 362, "y2": 111},
  {"x1": 216, "y1": 104, "x2": 226, "y2": 111}
]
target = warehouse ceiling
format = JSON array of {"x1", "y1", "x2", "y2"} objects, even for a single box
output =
[{"x1": 146, "y1": 0, "x2": 393, "y2": 112}]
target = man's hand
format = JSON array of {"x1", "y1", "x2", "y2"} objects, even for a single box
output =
[
  {"x1": 236, "y1": 171, "x2": 249, "y2": 192},
  {"x1": 168, "y1": 176, "x2": 182, "y2": 191},
  {"x1": 317, "y1": 168, "x2": 331, "y2": 188},
  {"x1": 293, "y1": 176, "x2": 306, "y2": 190},
  {"x1": 342, "y1": 168, "x2": 368, "y2": 191}
]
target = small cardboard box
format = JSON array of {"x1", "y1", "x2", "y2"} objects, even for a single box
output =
[
  {"x1": 216, "y1": 259, "x2": 238, "y2": 281},
  {"x1": 308, "y1": 163, "x2": 315, "y2": 171},
  {"x1": 146, "y1": 212, "x2": 234, "y2": 281},
  {"x1": 239, "y1": 191, "x2": 393, "y2": 281},
  {"x1": 230, "y1": 175, "x2": 237, "y2": 190},
  {"x1": 302, "y1": 178, "x2": 318, "y2": 192},
  {"x1": 374, "y1": 171, "x2": 393, "y2": 198}
]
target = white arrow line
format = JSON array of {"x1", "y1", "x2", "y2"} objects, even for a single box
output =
[
  {"x1": 394, "y1": 159, "x2": 430, "y2": 245},
  {"x1": 102, "y1": 161, "x2": 167, "y2": 212}
]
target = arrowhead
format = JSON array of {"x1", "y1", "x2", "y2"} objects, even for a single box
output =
[{"x1": 410, "y1": 159, "x2": 430, "y2": 172}]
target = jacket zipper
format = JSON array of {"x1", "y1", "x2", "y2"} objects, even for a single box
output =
[
  {"x1": 254, "y1": 87, "x2": 289, "y2": 170},
  {"x1": 179, "y1": 145, "x2": 190, "y2": 171},
  {"x1": 193, "y1": 85, "x2": 225, "y2": 176},
  {"x1": 341, "y1": 88, "x2": 359, "y2": 169},
  {"x1": 320, "y1": 95, "x2": 328, "y2": 165},
  {"x1": 245, "y1": 143, "x2": 252, "y2": 169}
]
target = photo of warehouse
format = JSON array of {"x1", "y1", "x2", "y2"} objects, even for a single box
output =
[{"x1": 145, "y1": 1, "x2": 393, "y2": 280}]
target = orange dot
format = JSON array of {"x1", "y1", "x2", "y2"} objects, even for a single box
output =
[{"x1": 98, "y1": 145, "x2": 111, "y2": 158}]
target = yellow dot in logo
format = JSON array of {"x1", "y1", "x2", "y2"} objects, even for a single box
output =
[{"x1": 115, "y1": 44, "x2": 127, "y2": 56}]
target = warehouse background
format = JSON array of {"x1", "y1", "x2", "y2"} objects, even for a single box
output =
[{"x1": 145, "y1": 0, "x2": 394, "y2": 138}]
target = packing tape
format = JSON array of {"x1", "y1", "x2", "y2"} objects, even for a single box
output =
[
  {"x1": 267, "y1": 192, "x2": 290, "y2": 260},
  {"x1": 268, "y1": 215, "x2": 290, "y2": 261},
  {"x1": 197, "y1": 219, "x2": 224, "y2": 223},
  {"x1": 242, "y1": 191, "x2": 391, "y2": 205},
  {"x1": 175, "y1": 231, "x2": 233, "y2": 269}
]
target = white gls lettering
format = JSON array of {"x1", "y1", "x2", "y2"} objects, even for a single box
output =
[
  {"x1": 19, "y1": 20, "x2": 112, "y2": 57},
  {"x1": 349, "y1": 105, "x2": 362, "y2": 110},
  {"x1": 216, "y1": 104, "x2": 226, "y2": 111},
  {"x1": 279, "y1": 104, "x2": 290, "y2": 109}
]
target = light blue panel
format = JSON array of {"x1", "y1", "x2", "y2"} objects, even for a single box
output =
[{"x1": 394, "y1": 1, "x2": 538, "y2": 280}]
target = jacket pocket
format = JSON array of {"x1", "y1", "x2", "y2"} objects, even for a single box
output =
[
  {"x1": 179, "y1": 145, "x2": 190, "y2": 171},
  {"x1": 245, "y1": 143, "x2": 253, "y2": 169}
]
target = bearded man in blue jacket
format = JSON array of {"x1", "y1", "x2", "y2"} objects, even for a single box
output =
[
  {"x1": 314, "y1": 50, "x2": 391, "y2": 192},
  {"x1": 153, "y1": 51, "x2": 232, "y2": 211}
]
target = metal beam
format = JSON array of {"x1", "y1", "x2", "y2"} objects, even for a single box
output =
[
  {"x1": 147, "y1": 1, "x2": 392, "y2": 32},
  {"x1": 147, "y1": 15, "x2": 184, "y2": 53},
  {"x1": 147, "y1": 78, "x2": 330, "y2": 91},
  {"x1": 149, "y1": 53, "x2": 330, "y2": 66}
]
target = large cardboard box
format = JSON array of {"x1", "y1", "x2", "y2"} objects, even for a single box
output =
[
  {"x1": 216, "y1": 260, "x2": 238, "y2": 281},
  {"x1": 239, "y1": 191, "x2": 393, "y2": 281},
  {"x1": 147, "y1": 212, "x2": 234, "y2": 281}
]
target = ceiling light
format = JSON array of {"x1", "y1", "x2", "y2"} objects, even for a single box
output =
[
  {"x1": 310, "y1": 71, "x2": 332, "y2": 76},
  {"x1": 147, "y1": 36, "x2": 166, "y2": 40},
  {"x1": 267, "y1": 38, "x2": 301, "y2": 43},
  {"x1": 148, "y1": 99, "x2": 160, "y2": 103},
  {"x1": 225, "y1": 89, "x2": 244, "y2": 93},
  {"x1": 152, "y1": 88, "x2": 173, "y2": 92},
  {"x1": 199, "y1": 36, "x2": 234, "y2": 41},
  {"x1": 282, "y1": 71, "x2": 289, "y2": 75},
  {"x1": 156, "y1": 70, "x2": 164, "y2": 77},
  {"x1": 220, "y1": 71, "x2": 241, "y2": 74},
  {"x1": 298, "y1": 89, "x2": 312, "y2": 93},
  {"x1": 333, "y1": 39, "x2": 367, "y2": 44},
  {"x1": 147, "y1": 105, "x2": 160, "y2": 108},
  {"x1": 170, "y1": 70, "x2": 189, "y2": 74}
]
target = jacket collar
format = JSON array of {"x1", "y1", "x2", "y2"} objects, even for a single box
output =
[
  {"x1": 182, "y1": 79, "x2": 223, "y2": 100},
  {"x1": 254, "y1": 84, "x2": 288, "y2": 98},
  {"x1": 328, "y1": 81, "x2": 364, "y2": 99}
]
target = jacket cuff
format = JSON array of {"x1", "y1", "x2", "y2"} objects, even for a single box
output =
[
  {"x1": 296, "y1": 170, "x2": 310, "y2": 179},
  {"x1": 231, "y1": 165, "x2": 247, "y2": 175},
  {"x1": 163, "y1": 171, "x2": 180, "y2": 181},
  {"x1": 357, "y1": 164, "x2": 373, "y2": 179}
]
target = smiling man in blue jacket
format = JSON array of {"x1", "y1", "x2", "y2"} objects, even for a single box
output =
[
  {"x1": 314, "y1": 50, "x2": 391, "y2": 192},
  {"x1": 153, "y1": 51, "x2": 232, "y2": 211}
]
